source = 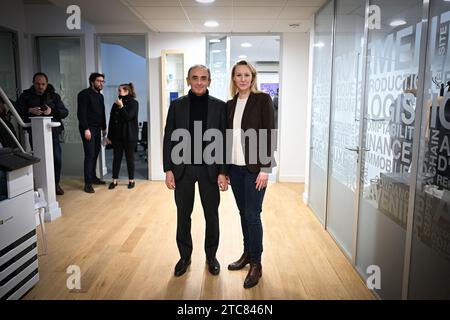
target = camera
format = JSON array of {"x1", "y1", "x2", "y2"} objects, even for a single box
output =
[{"x1": 40, "y1": 105, "x2": 48, "y2": 112}]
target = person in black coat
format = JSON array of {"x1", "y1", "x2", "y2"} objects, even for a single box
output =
[
  {"x1": 107, "y1": 83, "x2": 139, "y2": 189},
  {"x1": 77, "y1": 72, "x2": 107, "y2": 193},
  {"x1": 163, "y1": 65, "x2": 228, "y2": 278},
  {"x1": 16, "y1": 72, "x2": 69, "y2": 195}
]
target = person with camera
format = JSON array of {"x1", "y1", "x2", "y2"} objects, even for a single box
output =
[{"x1": 16, "y1": 72, "x2": 69, "y2": 195}]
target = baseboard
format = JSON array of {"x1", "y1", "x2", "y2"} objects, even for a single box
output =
[{"x1": 303, "y1": 189, "x2": 309, "y2": 204}]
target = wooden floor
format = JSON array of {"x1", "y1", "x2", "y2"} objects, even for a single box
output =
[{"x1": 24, "y1": 179, "x2": 374, "y2": 300}]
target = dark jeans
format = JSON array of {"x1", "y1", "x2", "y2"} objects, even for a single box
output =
[
  {"x1": 52, "y1": 133, "x2": 62, "y2": 185},
  {"x1": 174, "y1": 165, "x2": 220, "y2": 261},
  {"x1": 29, "y1": 130, "x2": 62, "y2": 185},
  {"x1": 112, "y1": 141, "x2": 136, "y2": 180},
  {"x1": 229, "y1": 165, "x2": 266, "y2": 263},
  {"x1": 80, "y1": 127, "x2": 101, "y2": 184}
]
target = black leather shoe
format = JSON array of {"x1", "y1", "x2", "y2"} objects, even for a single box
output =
[
  {"x1": 84, "y1": 184, "x2": 95, "y2": 193},
  {"x1": 206, "y1": 257, "x2": 220, "y2": 275},
  {"x1": 56, "y1": 184, "x2": 64, "y2": 195},
  {"x1": 228, "y1": 252, "x2": 250, "y2": 270},
  {"x1": 174, "y1": 259, "x2": 191, "y2": 277},
  {"x1": 92, "y1": 177, "x2": 106, "y2": 185},
  {"x1": 128, "y1": 181, "x2": 135, "y2": 189},
  {"x1": 109, "y1": 182, "x2": 118, "y2": 189},
  {"x1": 244, "y1": 263, "x2": 262, "y2": 289}
]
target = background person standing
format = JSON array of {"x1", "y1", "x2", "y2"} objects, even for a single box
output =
[
  {"x1": 107, "y1": 83, "x2": 139, "y2": 190},
  {"x1": 77, "y1": 72, "x2": 107, "y2": 193}
]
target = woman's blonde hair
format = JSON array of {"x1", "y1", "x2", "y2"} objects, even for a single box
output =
[
  {"x1": 229, "y1": 60, "x2": 260, "y2": 97},
  {"x1": 120, "y1": 82, "x2": 137, "y2": 98}
]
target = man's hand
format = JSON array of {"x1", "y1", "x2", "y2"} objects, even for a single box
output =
[
  {"x1": 42, "y1": 105, "x2": 52, "y2": 116},
  {"x1": 84, "y1": 129, "x2": 91, "y2": 141},
  {"x1": 106, "y1": 138, "x2": 112, "y2": 145},
  {"x1": 165, "y1": 170, "x2": 176, "y2": 190},
  {"x1": 28, "y1": 107, "x2": 42, "y2": 116},
  {"x1": 255, "y1": 172, "x2": 269, "y2": 191},
  {"x1": 218, "y1": 174, "x2": 228, "y2": 192}
]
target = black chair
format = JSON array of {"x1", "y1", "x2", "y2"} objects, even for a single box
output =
[{"x1": 139, "y1": 121, "x2": 148, "y2": 160}]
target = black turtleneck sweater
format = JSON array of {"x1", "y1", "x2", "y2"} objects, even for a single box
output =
[{"x1": 188, "y1": 90, "x2": 208, "y2": 165}]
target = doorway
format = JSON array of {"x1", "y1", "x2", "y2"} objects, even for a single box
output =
[
  {"x1": 206, "y1": 34, "x2": 281, "y2": 180},
  {"x1": 0, "y1": 27, "x2": 22, "y2": 144},
  {"x1": 97, "y1": 34, "x2": 149, "y2": 181},
  {"x1": 0, "y1": 27, "x2": 21, "y2": 100}
]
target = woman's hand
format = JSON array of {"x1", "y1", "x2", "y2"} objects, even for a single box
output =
[
  {"x1": 84, "y1": 129, "x2": 91, "y2": 141},
  {"x1": 115, "y1": 98, "x2": 124, "y2": 108},
  {"x1": 217, "y1": 174, "x2": 228, "y2": 192},
  {"x1": 255, "y1": 172, "x2": 269, "y2": 191}
]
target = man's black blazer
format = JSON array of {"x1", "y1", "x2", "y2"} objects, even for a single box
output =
[{"x1": 163, "y1": 93, "x2": 227, "y2": 183}]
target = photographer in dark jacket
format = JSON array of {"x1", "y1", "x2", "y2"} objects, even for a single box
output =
[
  {"x1": 106, "y1": 83, "x2": 139, "y2": 190},
  {"x1": 16, "y1": 72, "x2": 69, "y2": 195}
]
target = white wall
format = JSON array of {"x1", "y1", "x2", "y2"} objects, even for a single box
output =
[
  {"x1": 278, "y1": 32, "x2": 310, "y2": 183},
  {"x1": 148, "y1": 33, "x2": 206, "y2": 180}
]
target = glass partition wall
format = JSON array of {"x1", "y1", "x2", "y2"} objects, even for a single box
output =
[{"x1": 308, "y1": 0, "x2": 450, "y2": 299}]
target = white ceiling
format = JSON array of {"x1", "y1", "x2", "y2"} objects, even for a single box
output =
[
  {"x1": 44, "y1": 0, "x2": 325, "y2": 33},
  {"x1": 123, "y1": 0, "x2": 325, "y2": 33}
]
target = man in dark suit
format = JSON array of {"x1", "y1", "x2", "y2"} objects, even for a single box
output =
[
  {"x1": 163, "y1": 64, "x2": 228, "y2": 277},
  {"x1": 77, "y1": 72, "x2": 107, "y2": 193}
]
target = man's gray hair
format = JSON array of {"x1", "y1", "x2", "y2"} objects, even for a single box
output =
[{"x1": 187, "y1": 64, "x2": 211, "y2": 80}]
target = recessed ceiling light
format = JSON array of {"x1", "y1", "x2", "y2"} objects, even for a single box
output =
[
  {"x1": 209, "y1": 39, "x2": 221, "y2": 43},
  {"x1": 211, "y1": 49, "x2": 221, "y2": 53},
  {"x1": 238, "y1": 55, "x2": 247, "y2": 59},
  {"x1": 196, "y1": 0, "x2": 215, "y2": 3},
  {"x1": 204, "y1": 20, "x2": 219, "y2": 27},
  {"x1": 390, "y1": 20, "x2": 407, "y2": 27},
  {"x1": 313, "y1": 42, "x2": 324, "y2": 48},
  {"x1": 241, "y1": 42, "x2": 252, "y2": 48}
]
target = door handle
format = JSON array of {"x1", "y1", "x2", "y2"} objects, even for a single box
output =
[{"x1": 345, "y1": 147, "x2": 371, "y2": 153}]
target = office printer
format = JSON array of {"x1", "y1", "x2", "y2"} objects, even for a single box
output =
[{"x1": 0, "y1": 147, "x2": 40, "y2": 300}]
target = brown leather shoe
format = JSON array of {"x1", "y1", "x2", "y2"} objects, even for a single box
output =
[
  {"x1": 244, "y1": 263, "x2": 262, "y2": 289},
  {"x1": 228, "y1": 252, "x2": 250, "y2": 270}
]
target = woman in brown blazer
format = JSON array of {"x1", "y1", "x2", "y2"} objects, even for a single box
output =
[{"x1": 226, "y1": 60, "x2": 275, "y2": 289}]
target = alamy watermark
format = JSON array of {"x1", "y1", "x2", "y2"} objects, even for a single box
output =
[
  {"x1": 168, "y1": 122, "x2": 277, "y2": 166},
  {"x1": 368, "y1": 5, "x2": 381, "y2": 30},
  {"x1": 66, "y1": 265, "x2": 81, "y2": 290},
  {"x1": 366, "y1": 265, "x2": 381, "y2": 290},
  {"x1": 66, "y1": 5, "x2": 81, "y2": 30}
]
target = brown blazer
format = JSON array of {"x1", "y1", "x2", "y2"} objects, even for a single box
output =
[{"x1": 227, "y1": 91, "x2": 276, "y2": 173}]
